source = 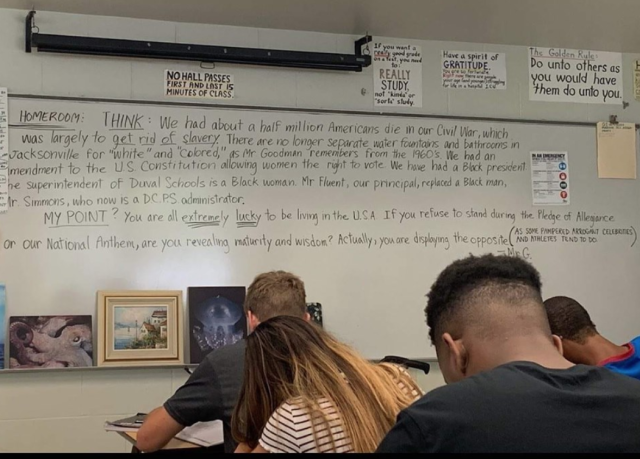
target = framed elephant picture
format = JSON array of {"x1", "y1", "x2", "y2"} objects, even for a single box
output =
[
  {"x1": 9, "y1": 315, "x2": 93, "y2": 368},
  {"x1": 97, "y1": 290, "x2": 183, "y2": 367}
]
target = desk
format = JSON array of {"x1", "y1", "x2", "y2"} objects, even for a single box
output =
[
  {"x1": 108, "y1": 417, "x2": 225, "y2": 453},
  {"x1": 118, "y1": 431, "x2": 201, "y2": 451}
]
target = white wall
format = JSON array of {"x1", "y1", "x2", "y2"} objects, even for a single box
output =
[{"x1": 0, "y1": 6, "x2": 638, "y2": 452}]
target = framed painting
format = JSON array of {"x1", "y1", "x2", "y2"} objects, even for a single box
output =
[
  {"x1": 9, "y1": 315, "x2": 92, "y2": 368},
  {"x1": 187, "y1": 286, "x2": 246, "y2": 364},
  {"x1": 97, "y1": 290, "x2": 183, "y2": 367}
]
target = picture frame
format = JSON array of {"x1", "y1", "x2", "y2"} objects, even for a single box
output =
[
  {"x1": 187, "y1": 286, "x2": 246, "y2": 364},
  {"x1": 8, "y1": 315, "x2": 93, "y2": 369},
  {"x1": 97, "y1": 290, "x2": 183, "y2": 367}
]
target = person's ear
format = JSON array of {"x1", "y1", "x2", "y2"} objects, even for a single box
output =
[
  {"x1": 247, "y1": 310, "x2": 260, "y2": 332},
  {"x1": 304, "y1": 312, "x2": 311, "y2": 322},
  {"x1": 552, "y1": 334, "x2": 564, "y2": 355},
  {"x1": 442, "y1": 332, "x2": 468, "y2": 380}
]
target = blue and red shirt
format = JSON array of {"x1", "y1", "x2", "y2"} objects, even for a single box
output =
[{"x1": 599, "y1": 336, "x2": 640, "y2": 380}]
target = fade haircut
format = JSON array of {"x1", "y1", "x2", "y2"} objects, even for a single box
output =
[
  {"x1": 244, "y1": 270, "x2": 307, "y2": 321},
  {"x1": 543, "y1": 296, "x2": 597, "y2": 344},
  {"x1": 425, "y1": 254, "x2": 545, "y2": 344}
]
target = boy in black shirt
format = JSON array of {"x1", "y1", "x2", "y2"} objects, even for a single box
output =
[
  {"x1": 377, "y1": 254, "x2": 640, "y2": 453},
  {"x1": 136, "y1": 271, "x2": 310, "y2": 453}
]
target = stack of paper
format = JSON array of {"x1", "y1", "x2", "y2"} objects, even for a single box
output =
[
  {"x1": 104, "y1": 414, "x2": 223, "y2": 447},
  {"x1": 104, "y1": 413, "x2": 146, "y2": 432},
  {"x1": 175, "y1": 420, "x2": 224, "y2": 447}
]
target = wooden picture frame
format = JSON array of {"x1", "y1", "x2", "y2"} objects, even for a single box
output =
[{"x1": 97, "y1": 290, "x2": 183, "y2": 367}]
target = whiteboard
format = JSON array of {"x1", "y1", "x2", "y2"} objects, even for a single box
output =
[{"x1": 1, "y1": 95, "x2": 639, "y2": 360}]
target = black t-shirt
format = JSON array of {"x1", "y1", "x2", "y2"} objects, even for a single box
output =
[
  {"x1": 377, "y1": 361, "x2": 640, "y2": 453},
  {"x1": 164, "y1": 339, "x2": 245, "y2": 453}
]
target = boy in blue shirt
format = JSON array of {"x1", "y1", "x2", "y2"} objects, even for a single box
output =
[{"x1": 544, "y1": 296, "x2": 640, "y2": 380}]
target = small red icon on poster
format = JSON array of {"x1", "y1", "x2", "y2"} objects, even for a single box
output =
[
  {"x1": 559, "y1": 172, "x2": 567, "y2": 180},
  {"x1": 560, "y1": 191, "x2": 568, "y2": 199}
]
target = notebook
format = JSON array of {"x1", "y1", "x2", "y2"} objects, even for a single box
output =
[
  {"x1": 104, "y1": 413, "x2": 146, "y2": 432},
  {"x1": 104, "y1": 414, "x2": 223, "y2": 447}
]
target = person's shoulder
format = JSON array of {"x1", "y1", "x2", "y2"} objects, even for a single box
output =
[
  {"x1": 279, "y1": 396, "x2": 310, "y2": 413},
  {"x1": 275, "y1": 396, "x2": 332, "y2": 419},
  {"x1": 419, "y1": 362, "x2": 640, "y2": 405},
  {"x1": 549, "y1": 361, "x2": 640, "y2": 386},
  {"x1": 409, "y1": 362, "x2": 538, "y2": 408},
  {"x1": 408, "y1": 377, "x2": 476, "y2": 410},
  {"x1": 594, "y1": 362, "x2": 640, "y2": 386},
  {"x1": 630, "y1": 335, "x2": 640, "y2": 350},
  {"x1": 267, "y1": 399, "x2": 304, "y2": 425},
  {"x1": 204, "y1": 339, "x2": 246, "y2": 364}
]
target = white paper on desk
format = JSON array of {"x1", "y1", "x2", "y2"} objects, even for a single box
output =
[{"x1": 175, "y1": 420, "x2": 224, "y2": 447}]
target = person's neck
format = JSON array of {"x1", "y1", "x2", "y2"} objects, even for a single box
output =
[
  {"x1": 579, "y1": 335, "x2": 629, "y2": 365},
  {"x1": 466, "y1": 334, "x2": 573, "y2": 376}
]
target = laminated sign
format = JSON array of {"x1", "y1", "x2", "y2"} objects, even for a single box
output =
[
  {"x1": 165, "y1": 70, "x2": 234, "y2": 100},
  {"x1": 374, "y1": 43, "x2": 422, "y2": 108},
  {"x1": 530, "y1": 152, "x2": 570, "y2": 206}
]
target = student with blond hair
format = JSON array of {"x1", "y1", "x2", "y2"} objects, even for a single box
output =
[
  {"x1": 137, "y1": 271, "x2": 310, "y2": 453},
  {"x1": 232, "y1": 316, "x2": 423, "y2": 453}
]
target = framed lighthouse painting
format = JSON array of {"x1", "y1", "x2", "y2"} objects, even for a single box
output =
[{"x1": 97, "y1": 290, "x2": 183, "y2": 367}]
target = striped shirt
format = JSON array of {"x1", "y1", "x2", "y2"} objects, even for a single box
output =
[
  {"x1": 259, "y1": 367, "x2": 422, "y2": 453},
  {"x1": 260, "y1": 398, "x2": 354, "y2": 453}
]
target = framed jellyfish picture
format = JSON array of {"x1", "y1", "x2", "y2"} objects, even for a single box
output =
[{"x1": 187, "y1": 286, "x2": 246, "y2": 364}]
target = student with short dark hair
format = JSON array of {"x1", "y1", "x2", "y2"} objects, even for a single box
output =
[
  {"x1": 377, "y1": 254, "x2": 640, "y2": 453},
  {"x1": 136, "y1": 271, "x2": 309, "y2": 453},
  {"x1": 544, "y1": 296, "x2": 640, "y2": 380}
]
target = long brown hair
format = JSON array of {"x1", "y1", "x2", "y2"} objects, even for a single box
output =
[{"x1": 231, "y1": 316, "x2": 422, "y2": 452}]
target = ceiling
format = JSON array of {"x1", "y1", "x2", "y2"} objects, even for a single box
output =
[{"x1": 2, "y1": 0, "x2": 640, "y2": 53}]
